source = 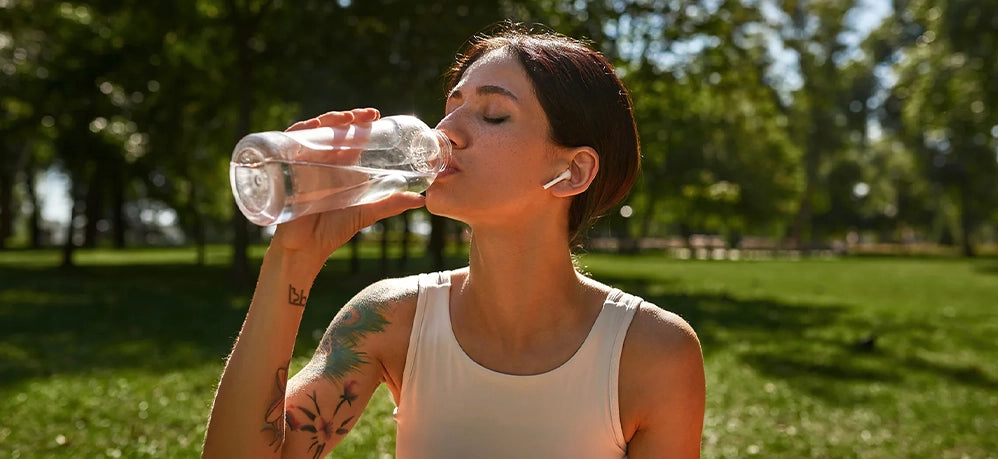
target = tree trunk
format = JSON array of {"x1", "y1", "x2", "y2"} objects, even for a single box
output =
[
  {"x1": 958, "y1": 177, "x2": 976, "y2": 257},
  {"x1": 61, "y1": 194, "x2": 79, "y2": 269},
  {"x1": 379, "y1": 220, "x2": 390, "y2": 278},
  {"x1": 789, "y1": 138, "x2": 818, "y2": 252},
  {"x1": 226, "y1": 0, "x2": 277, "y2": 286},
  {"x1": 638, "y1": 190, "x2": 659, "y2": 240},
  {"x1": 428, "y1": 214, "x2": 446, "y2": 271},
  {"x1": 451, "y1": 219, "x2": 464, "y2": 258},
  {"x1": 0, "y1": 141, "x2": 34, "y2": 249},
  {"x1": 190, "y1": 182, "x2": 207, "y2": 266},
  {"x1": 24, "y1": 155, "x2": 41, "y2": 248},
  {"x1": 111, "y1": 159, "x2": 126, "y2": 248},
  {"x1": 350, "y1": 233, "x2": 361, "y2": 274},
  {"x1": 0, "y1": 152, "x2": 12, "y2": 250},
  {"x1": 229, "y1": 26, "x2": 254, "y2": 288},
  {"x1": 398, "y1": 211, "x2": 410, "y2": 271},
  {"x1": 617, "y1": 215, "x2": 637, "y2": 255},
  {"x1": 195, "y1": 213, "x2": 207, "y2": 266},
  {"x1": 83, "y1": 171, "x2": 102, "y2": 248}
]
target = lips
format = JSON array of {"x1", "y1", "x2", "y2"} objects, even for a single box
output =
[
  {"x1": 436, "y1": 167, "x2": 456, "y2": 179},
  {"x1": 436, "y1": 159, "x2": 460, "y2": 179}
]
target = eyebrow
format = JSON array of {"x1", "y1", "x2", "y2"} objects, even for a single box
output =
[{"x1": 448, "y1": 84, "x2": 519, "y2": 101}]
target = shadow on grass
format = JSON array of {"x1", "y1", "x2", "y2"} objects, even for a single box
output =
[
  {"x1": 973, "y1": 260, "x2": 998, "y2": 276},
  {"x1": 600, "y1": 275, "x2": 998, "y2": 404},
  {"x1": 0, "y1": 256, "x2": 463, "y2": 386},
  {"x1": 0, "y1": 263, "x2": 248, "y2": 385},
  {"x1": 4, "y1": 255, "x2": 994, "y2": 404}
]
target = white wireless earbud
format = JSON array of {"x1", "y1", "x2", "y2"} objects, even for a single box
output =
[{"x1": 542, "y1": 169, "x2": 572, "y2": 190}]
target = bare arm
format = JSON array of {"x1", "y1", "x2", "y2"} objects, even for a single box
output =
[
  {"x1": 202, "y1": 247, "x2": 325, "y2": 458},
  {"x1": 202, "y1": 108, "x2": 425, "y2": 458},
  {"x1": 282, "y1": 278, "x2": 416, "y2": 457},
  {"x1": 622, "y1": 306, "x2": 706, "y2": 458}
]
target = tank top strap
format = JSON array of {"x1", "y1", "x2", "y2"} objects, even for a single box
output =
[
  {"x1": 604, "y1": 287, "x2": 642, "y2": 447},
  {"x1": 399, "y1": 271, "x2": 451, "y2": 402}
]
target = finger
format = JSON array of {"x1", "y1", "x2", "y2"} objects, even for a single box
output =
[
  {"x1": 350, "y1": 108, "x2": 380, "y2": 123},
  {"x1": 353, "y1": 192, "x2": 426, "y2": 230},
  {"x1": 286, "y1": 117, "x2": 320, "y2": 132},
  {"x1": 315, "y1": 110, "x2": 357, "y2": 126}
]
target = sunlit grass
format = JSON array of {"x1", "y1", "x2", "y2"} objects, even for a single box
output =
[
  {"x1": 1, "y1": 247, "x2": 996, "y2": 457},
  {"x1": 582, "y1": 254, "x2": 998, "y2": 458},
  {"x1": 2, "y1": 366, "x2": 216, "y2": 457}
]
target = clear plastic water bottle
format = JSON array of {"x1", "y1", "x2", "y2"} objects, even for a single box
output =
[{"x1": 230, "y1": 115, "x2": 451, "y2": 226}]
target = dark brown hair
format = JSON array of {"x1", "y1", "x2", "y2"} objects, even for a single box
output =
[{"x1": 445, "y1": 23, "x2": 641, "y2": 247}]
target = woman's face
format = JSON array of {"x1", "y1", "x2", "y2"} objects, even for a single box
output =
[{"x1": 427, "y1": 50, "x2": 566, "y2": 226}]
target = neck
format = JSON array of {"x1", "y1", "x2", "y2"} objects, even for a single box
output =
[{"x1": 454, "y1": 223, "x2": 595, "y2": 348}]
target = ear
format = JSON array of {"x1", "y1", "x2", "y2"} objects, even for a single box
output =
[{"x1": 550, "y1": 146, "x2": 599, "y2": 198}]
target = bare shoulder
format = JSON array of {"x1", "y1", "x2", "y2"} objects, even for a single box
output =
[
  {"x1": 345, "y1": 274, "x2": 421, "y2": 312},
  {"x1": 619, "y1": 300, "x2": 705, "y2": 455},
  {"x1": 335, "y1": 274, "x2": 422, "y2": 354},
  {"x1": 624, "y1": 301, "x2": 701, "y2": 361},
  {"x1": 331, "y1": 272, "x2": 430, "y2": 395},
  {"x1": 619, "y1": 301, "x2": 703, "y2": 393}
]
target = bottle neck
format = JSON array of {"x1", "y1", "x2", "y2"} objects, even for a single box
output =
[{"x1": 432, "y1": 129, "x2": 453, "y2": 173}]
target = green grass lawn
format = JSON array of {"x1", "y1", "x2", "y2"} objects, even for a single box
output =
[{"x1": 1, "y1": 246, "x2": 996, "y2": 458}]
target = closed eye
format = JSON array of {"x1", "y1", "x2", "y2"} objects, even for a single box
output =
[{"x1": 483, "y1": 115, "x2": 509, "y2": 124}]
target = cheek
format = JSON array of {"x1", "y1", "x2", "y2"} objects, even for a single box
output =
[{"x1": 458, "y1": 125, "x2": 552, "y2": 191}]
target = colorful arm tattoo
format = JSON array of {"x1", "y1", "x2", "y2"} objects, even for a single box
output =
[
  {"x1": 285, "y1": 384, "x2": 360, "y2": 459},
  {"x1": 314, "y1": 299, "x2": 391, "y2": 384}
]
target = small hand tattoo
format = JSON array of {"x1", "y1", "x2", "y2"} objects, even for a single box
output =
[{"x1": 289, "y1": 284, "x2": 308, "y2": 307}]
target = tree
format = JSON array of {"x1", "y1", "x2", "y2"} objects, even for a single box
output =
[
  {"x1": 562, "y1": 1, "x2": 804, "y2": 243},
  {"x1": 888, "y1": 0, "x2": 998, "y2": 256}
]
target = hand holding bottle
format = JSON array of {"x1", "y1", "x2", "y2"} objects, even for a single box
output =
[{"x1": 267, "y1": 108, "x2": 428, "y2": 260}]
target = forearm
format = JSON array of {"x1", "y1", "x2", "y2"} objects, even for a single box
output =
[{"x1": 203, "y1": 246, "x2": 325, "y2": 458}]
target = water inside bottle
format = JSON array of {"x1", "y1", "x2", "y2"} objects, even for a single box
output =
[{"x1": 231, "y1": 158, "x2": 435, "y2": 226}]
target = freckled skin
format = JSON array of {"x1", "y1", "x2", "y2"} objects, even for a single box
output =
[{"x1": 427, "y1": 51, "x2": 567, "y2": 229}]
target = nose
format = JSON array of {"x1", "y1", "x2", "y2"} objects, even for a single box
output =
[{"x1": 435, "y1": 111, "x2": 467, "y2": 150}]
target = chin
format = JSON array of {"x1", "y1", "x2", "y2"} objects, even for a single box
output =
[
  {"x1": 425, "y1": 187, "x2": 475, "y2": 223},
  {"x1": 424, "y1": 187, "x2": 455, "y2": 218}
]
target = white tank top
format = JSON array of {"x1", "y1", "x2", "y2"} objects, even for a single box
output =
[{"x1": 393, "y1": 271, "x2": 640, "y2": 458}]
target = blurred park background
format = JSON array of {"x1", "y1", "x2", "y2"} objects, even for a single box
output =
[{"x1": 1, "y1": 0, "x2": 996, "y2": 458}]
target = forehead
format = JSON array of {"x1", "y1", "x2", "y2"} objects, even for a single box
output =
[{"x1": 454, "y1": 49, "x2": 535, "y2": 97}]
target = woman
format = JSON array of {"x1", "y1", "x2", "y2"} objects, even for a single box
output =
[{"x1": 204, "y1": 24, "x2": 705, "y2": 458}]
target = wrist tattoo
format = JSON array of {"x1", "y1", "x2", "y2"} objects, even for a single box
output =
[{"x1": 289, "y1": 284, "x2": 308, "y2": 307}]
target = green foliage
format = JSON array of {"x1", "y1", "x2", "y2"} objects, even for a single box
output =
[
  {"x1": 611, "y1": 1, "x2": 803, "y2": 239},
  {"x1": 887, "y1": 0, "x2": 998, "y2": 254},
  {"x1": 0, "y1": 0, "x2": 996, "y2": 254}
]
